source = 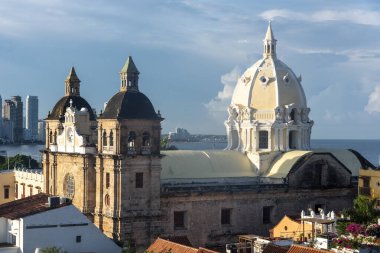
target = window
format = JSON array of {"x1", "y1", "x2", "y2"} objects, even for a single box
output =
[
  {"x1": 128, "y1": 131, "x2": 136, "y2": 148},
  {"x1": 174, "y1": 211, "x2": 185, "y2": 229},
  {"x1": 49, "y1": 131, "x2": 53, "y2": 144},
  {"x1": 4, "y1": 187, "x2": 9, "y2": 199},
  {"x1": 142, "y1": 132, "x2": 150, "y2": 146},
  {"x1": 363, "y1": 177, "x2": 370, "y2": 188},
  {"x1": 221, "y1": 209, "x2": 231, "y2": 225},
  {"x1": 14, "y1": 184, "x2": 18, "y2": 198},
  {"x1": 22, "y1": 184, "x2": 25, "y2": 198},
  {"x1": 104, "y1": 194, "x2": 110, "y2": 207},
  {"x1": 76, "y1": 235, "x2": 81, "y2": 243},
  {"x1": 102, "y1": 131, "x2": 107, "y2": 147},
  {"x1": 106, "y1": 173, "x2": 110, "y2": 189},
  {"x1": 259, "y1": 131, "x2": 268, "y2": 149},
  {"x1": 109, "y1": 130, "x2": 114, "y2": 147},
  {"x1": 135, "y1": 173, "x2": 143, "y2": 188},
  {"x1": 29, "y1": 186, "x2": 33, "y2": 196},
  {"x1": 263, "y1": 206, "x2": 272, "y2": 224}
]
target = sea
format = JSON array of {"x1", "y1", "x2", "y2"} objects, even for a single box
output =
[{"x1": 0, "y1": 139, "x2": 379, "y2": 166}]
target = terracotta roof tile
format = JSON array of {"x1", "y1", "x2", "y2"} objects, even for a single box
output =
[
  {"x1": 161, "y1": 236, "x2": 193, "y2": 247},
  {"x1": 287, "y1": 245, "x2": 330, "y2": 253},
  {"x1": 147, "y1": 238, "x2": 219, "y2": 253},
  {"x1": 262, "y1": 244, "x2": 289, "y2": 253},
  {"x1": 0, "y1": 193, "x2": 70, "y2": 220}
]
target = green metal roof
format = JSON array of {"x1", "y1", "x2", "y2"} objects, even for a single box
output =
[{"x1": 120, "y1": 56, "x2": 139, "y2": 74}]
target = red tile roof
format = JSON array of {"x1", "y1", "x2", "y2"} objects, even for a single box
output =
[
  {"x1": 0, "y1": 193, "x2": 70, "y2": 220},
  {"x1": 147, "y1": 238, "x2": 219, "y2": 253},
  {"x1": 287, "y1": 245, "x2": 330, "y2": 253},
  {"x1": 262, "y1": 244, "x2": 289, "y2": 253},
  {"x1": 161, "y1": 236, "x2": 193, "y2": 247}
]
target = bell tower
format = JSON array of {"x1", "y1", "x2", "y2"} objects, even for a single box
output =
[
  {"x1": 65, "y1": 67, "x2": 81, "y2": 96},
  {"x1": 120, "y1": 56, "x2": 140, "y2": 92}
]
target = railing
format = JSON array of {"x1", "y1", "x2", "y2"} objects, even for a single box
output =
[
  {"x1": 359, "y1": 187, "x2": 371, "y2": 196},
  {"x1": 127, "y1": 147, "x2": 136, "y2": 155},
  {"x1": 141, "y1": 146, "x2": 151, "y2": 155}
]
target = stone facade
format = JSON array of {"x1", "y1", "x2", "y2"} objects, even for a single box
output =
[{"x1": 42, "y1": 27, "x2": 361, "y2": 251}]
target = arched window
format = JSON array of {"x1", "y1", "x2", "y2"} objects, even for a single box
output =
[
  {"x1": 53, "y1": 131, "x2": 57, "y2": 144},
  {"x1": 109, "y1": 130, "x2": 114, "y2": 147},
  {"x1": 102, "y1": 130, "x2": 107, "y2": 147},
  {"x1": 259, "y1": 131, "x2": 268, "y2": 149},
  {"x1": 289, "y1": 131, "x2": 298, "y2": 149},
  {"x1": 142, "y1": 132, "x2": 150, "y2": 147},
  {"x1": 105, "y1": 194, "x2": 110, "y2": 207},
  {"x1": 49, "y1": 131, "x2": 53, "y2": 144},
  {"x1": 128, "y1": 131, "x2": 136, "y2": 148},
  {"x1": 290, "y1": 109, "x2": 295, "y2": 121}
]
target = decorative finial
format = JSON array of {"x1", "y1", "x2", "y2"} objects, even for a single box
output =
[
  {"x1": 157, "y1": 110, "x2": 161, "y2": 118},
  {"x1": 69, "y1": 99, "x2": 73, "y2": 108}
]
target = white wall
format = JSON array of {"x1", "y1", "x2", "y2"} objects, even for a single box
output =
[{"x1": 22, "y1": 205, "x2": 120, "y2": 253}]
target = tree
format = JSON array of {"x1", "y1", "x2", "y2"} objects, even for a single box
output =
[
  {"x1": 160, "y1": 137, "x2": 178, "y2": 150},
  {"x1": 0, "y1": 154, "x2": 39, "y2": 170},
  {"x1": 344, "y1": 195, "x2": 378, "y2": 225}
]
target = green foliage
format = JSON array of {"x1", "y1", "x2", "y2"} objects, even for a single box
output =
[
  {"x1": 41, "y1": 247, "x2": 66, "y2": 253},
  {"x1": 0, "y1": 154, "x2": 39, "y2": 170},
  {"x1": 345, "y1": 196, "x2": 378, "y2": 225},
  {"x1": 336, "y1": 220, "x2": 351, "y2": 235},
  {"x1": 160, "y1": 137, "x2": 178, "y2": 150}
]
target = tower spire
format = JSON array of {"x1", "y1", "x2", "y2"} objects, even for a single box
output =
[
  {"x1": 263, "y1": 21, "x2": 277, "y2": 58},
  {"x1": 65, "y1": 66, "x2": 81, "y2": 96},
  {"x1": 120, "y1": 56, "x2": 140, "y2": 92}
]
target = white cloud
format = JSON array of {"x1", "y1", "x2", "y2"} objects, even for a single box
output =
[
  {"x1": 205, "y1": 67, "x2": 240, "y2": 115},
  {"x1": 365, "y1": 85, "x2": 380, "y2": 113},
  {"x1": 260, "y1": 9, "x2": 380, "y2": 26}
]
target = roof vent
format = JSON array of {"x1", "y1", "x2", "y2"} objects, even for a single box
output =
[
  {"x1": 60, "y1": 197, "x2": 71, "y2": 205},
  {"x1": 48, "y1": 196, "x2": 60, "y2": 208}
]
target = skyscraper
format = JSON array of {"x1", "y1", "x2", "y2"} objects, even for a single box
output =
[
  {"x1": 26, "y1": 96, "x2": 38, "y2": 141},
  {"x1": 0, "y1": 95, "x2": 2, "y2": 138},
  {"x1": 11, "y1": 96, "x2": 23, "y2": 143},
  {"x1": 3, "y1": 99, "x2": 15, "y2": 142}
]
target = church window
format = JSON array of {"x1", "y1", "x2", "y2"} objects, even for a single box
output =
[
  {"x1": 64, "y1": 173, "x2": 75, "y2": 199},
  {"x1": 289, "y1": 131, "x2": 298, "y2": 149},
  {"x1": 259, "y1": 131, "x2": 268, "y2": 149},
  {"x1": 106, "y1": 173, "x2": 110, "y2": 188},
  {"x1": 263, "y1": 206, "x2": 272, "y2": 224},
  {"x1": 49, "y1": 131, "x2": 53, "y2": 144},
  {"x1": 3, "y1": 186, "x2": 9, "y2": 199},
  {"x1": 105, "y1": 194, "x2": 110, "y2": 207},
  {"x1": 174, "y1": 211, "x2": 185, "y2": 229},
  {"x1": 102, "y1": 131, "x2": 107, "y2": 147},
  {"x1": 53, "y1": 131, "x2": 57, "y2": 144},
  {"x1": 135, "y1": 172, "x2": 143, "y2": 188},
  {"x1": 221, "y1": 209, "x2": 231, "y2": 225},
  {"x1": 128, "y1": 131, "x2": 136, "y2": 148},
  {"x1": 142, "y1": 132, "x2": 150, "y2": 146},
  {"x1": 290, "y1": 109, "x2": 295, "y2": 121},
  {"x1": 109, "y1": 130, "x2": 114, "y2": 147}
]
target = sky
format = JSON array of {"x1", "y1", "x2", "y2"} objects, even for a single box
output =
[{"x1": 0, "y1": 0, "x2": 380, "y2": 139}]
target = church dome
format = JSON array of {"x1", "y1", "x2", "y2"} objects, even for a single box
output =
[
  {"x1": 231, "y1": 24, "x2": 307, "y2": 111},
  {"x1": 47, "y1": 95, "x2": 96, "y2": 121},
  {"x1": 100, "y1": 90, "x2": 159, "y2": 120}
]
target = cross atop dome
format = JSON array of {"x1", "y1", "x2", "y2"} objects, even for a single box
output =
[
  {"x1": 263, "y1": 22, "x2": 277, "y2": 58},
  {"x1": 65, "y1": 66, "x2": 81, "y2": 96},
  {"x1": 120, "y1": 56, "x2": 140, "y2": 92}
]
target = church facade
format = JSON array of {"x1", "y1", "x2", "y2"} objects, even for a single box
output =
[{"x1": 42, "y1": 24, "x2": 373, "y2": 250}]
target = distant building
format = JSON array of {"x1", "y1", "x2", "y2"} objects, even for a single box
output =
[
  {"x1": 0, "y1": 194, "x2": 121, "y2": 253},
  {"x1": 11, "y1": 96, "x2": 23, "y2": 143},
  {"x1": 0, "y1": 95, "x2": 2, "y2": 138},
  {"x1": 37, "y1": 119, "x2": 46, "y2": 142},
  {"x1": 26, "y1": 95, "x2": 38, "y2": 141},
  {"x1": 2, "y1": 99, "x2": 15, "y2": 142},
  {"x1": 168, "y1": 128, "x2": 191, "y2": 141},
  {"x1": 359, "y1": 168, "x2": 380, "y2": 205},
  {"x1": 147, "y1": 237, "x2": 218, "y2": 253},
  {"x1": 1, "y1": 119, "x2": 13, "y2": 142}
]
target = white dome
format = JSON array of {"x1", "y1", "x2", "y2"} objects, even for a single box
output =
[{"x1": 231, "y1": 57, "x2": 307, "y2": 110}]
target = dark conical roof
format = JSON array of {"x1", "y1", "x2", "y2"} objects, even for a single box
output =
[
  {"x1": 47, "y1": 96, "x2": 96, "y2": 121},
  {"x1": 120, "y1": 56, "x2": 140, "y2": 74},
  {"x1": 100, "y1": 90, "x2": 159, "y2": 120},
  {"x1": 66, "y1": 67, "x2": 81, "y2": 83}
]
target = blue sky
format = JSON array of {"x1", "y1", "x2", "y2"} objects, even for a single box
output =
[{"x1": 0, "y1": 0, "x2": 380, "y2": 139}]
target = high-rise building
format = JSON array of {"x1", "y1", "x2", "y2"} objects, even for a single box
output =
[
  {"x1": 26, "y1": 96, "x2": 38, "y2": 141},
  {"x1": 11, "y1": 96, "x2": 23, "y2": 143},
  {"x1": 37, "y1": 120, "x2": 45, "y2": 142},
  {"x1": 3, "y1": 99, "x2": 15, "y2": 142},
  {"x1": 0, "y1": 95, "x2": 2, "y2": 138}
]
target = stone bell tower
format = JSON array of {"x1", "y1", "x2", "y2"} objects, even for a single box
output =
[{"x1": 94, "y1": 56, "x2": 163, "y2": 248}]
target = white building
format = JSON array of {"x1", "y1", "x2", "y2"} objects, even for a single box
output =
[
  {"x1": 25, "y1": 96, "x2": 38, "y2": 141},
  {"x1": 0, "y1": 194, "x2": 121, "y2": 253}
]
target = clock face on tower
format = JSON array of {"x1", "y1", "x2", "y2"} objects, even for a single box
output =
[{"x1": 67, "y1": 127, "x2": 74, "y2": 143}]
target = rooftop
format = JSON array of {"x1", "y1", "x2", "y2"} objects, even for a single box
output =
[
  {"x1": 0, "y1": 193, "x2": 70, "y2": 220},
  {"x1": 147, "y1": 238, "x2": 219, "y2": 253}
]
